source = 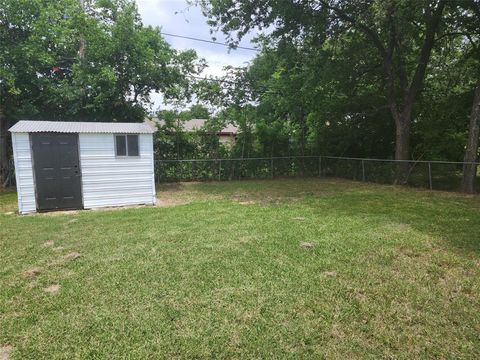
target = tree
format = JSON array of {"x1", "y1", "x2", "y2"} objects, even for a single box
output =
[
  {"x1": 462, "y1": 84, "x2": 480, "y2": 193},
  {"x1": 0, "y1": 0, "x2": 84, "y2": 183},
  {"x1": 198, "y1": 0, "x2": 464, "y2": 181},
  {"x1": 242, "y1": 38, "x2": 393, "y2": 158},
  {"x1": 49, "y1": 0, "x2": 202, "y2": 122},
  {"x1": 154, "y1": 110, "x2": 198, "y2": 160},
  {"x1": 188, "y1": 104, "x2": 210, "y2": 119},
  {"x1": 0, "y1": 0, "x2": 202, "y2": 185},
  {"x1": 459, "y1": 2, "x2": 480, "y2": 193}
]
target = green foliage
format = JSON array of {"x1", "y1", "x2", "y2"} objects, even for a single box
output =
[
  {"x1": 196, "y1": 0, "x2": 479, "y2": 162},
  {"x1": 153, "y1": 106, "x2": 229, "y2": 160},
  {"x1": 0, "y1": 0, "x2": 83, "y2": 113},
  {"x1": 188, "y1": 104, "x2": 211, "y2": 119},
  {"x1": 2, "y1": 0, "x2": 479, "y2": 165},
  {"x1": 0, "y1": 0, "x2": 202, "y2": 123}
]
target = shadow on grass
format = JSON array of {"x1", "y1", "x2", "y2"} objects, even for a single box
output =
[
  {"x1": 0, "y1": 189, "x2": 17, "y2": 213},
  {"x1": 182, "y1": 178, "x2": 480, "y2": 255},
  {"x1": 316, "y1": 190, "x2": 479, "y2": 255}
]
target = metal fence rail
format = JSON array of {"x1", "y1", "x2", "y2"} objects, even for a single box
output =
[
  {"x1": 3, "y1": 156, "x2": 478, "y2": 193},
  {"x1": 155, "y1": 156, "x2": 479, "y2": 193}
]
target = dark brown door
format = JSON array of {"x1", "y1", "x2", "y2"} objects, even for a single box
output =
[{"x1": 31, "y1": 133, "x2": 83, "y2": 211}]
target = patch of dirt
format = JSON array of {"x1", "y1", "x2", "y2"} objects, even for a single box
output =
[
  {"x1": 349, "y1": 287, "x2": 367, "y2": 302},
  {"x1": 330, "y1": 323, "x2": 346, "y2": 339},
  {"x1": 91, "y1": 202, "x2": 157, "y2": 212},
  {"x1": 238, "y1": 235, "x2": 258, "y2": 244},
  {"x1": 156, "y1": 198, "x2": 191, "y2": 207},
  {"x1": 44, "y1": 284, "x2": 61, "y2": 294},
  {"x1": 300, "y1": 242, "x2": 315, "y2": 249},
  {"x1": 323, "y1": 271, "x2": 337, "y2": 277},
  {"x1": 387, "y1": 222, "x2": 412, "y2": 232},
  {"x1": 157, "y1": 182, "x2": 191, "y2": 192},
  {"x1": 397, "y1": 246, "x2": 425, "y2": 259},
  {"x1": 40, "y1": 210, "x2": 80, "y2": 216},
  {"x1": 293, "y1": 216, "x2": 305, "y2": 221},
  {"x1": 67, "y1": 218, "x2": 78, "y2": 224},
  {"x1": 52, "y1": 246, "x2": 64, "y2": 252},
  {"x1": 43, "y1": 241, "x2": 54, "y2": 247},
  {"x1": 0, "y1": 345, "x2": 13, "y2": 360},
  {"x1": 237, "y1": 200, "x2": 256, "y2": 205},
  {"x1": 22, "y1": 267, "x2": 42, "y2": 278},
  {"x1": 63, "y1": 252, "x2": 81, "y2": 261},
  {"x1": 48, "y1": 251, "x2": 81, "y2": 267},
  {"x1": 4, "y1": 212, "x2": 14, "y2": 216}
]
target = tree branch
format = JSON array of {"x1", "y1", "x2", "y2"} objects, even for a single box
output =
[
  {"x1": 404, "y1": 0, "x2": 446, "y2": 110},
  {"x1": 318, "y1": 0, "x2": 387, "y2": 58}
]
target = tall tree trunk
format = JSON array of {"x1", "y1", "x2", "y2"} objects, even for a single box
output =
[
  {"x1": 461, "y1": 83, "x2": 480, "y2": 193},
  {"x1": 79, "y1": 0, "x2": 86, "y2": 59},
  {"x1": 323, "y1": 1, "x2": 445, "y2": 183},
  {"x1": 0, "y1": 105, "x2": 9, "y2": 187},
  {"x1": 392, "y1": 108, "x2": 412, "y2": 184},
  {"x1": 350, "y1": 0, "x2": 445, "y2": 184}
]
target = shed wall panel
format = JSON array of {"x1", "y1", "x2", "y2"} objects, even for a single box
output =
[
  {"x1": 11, "y1": 133, "x2": 36, "y2": 214},
  {"x1": 79, "y1": 133, "x2": 156, "y2": 209}
]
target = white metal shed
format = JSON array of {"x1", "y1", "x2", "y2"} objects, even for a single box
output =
[{"x1": 9, "y1": 120, "x2": 156, "y2": 214}]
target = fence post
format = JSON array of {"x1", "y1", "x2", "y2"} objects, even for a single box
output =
[
  {"x1": 319, "y1": 156, "x2": 322, "y2": 177},
  {"x1": 218, "y1": 159, "x2": 222, "y2": 181},
  {"x1": 362, "y1": 160, "x2": 365, "y2": 182},
  {"x1": 271, "y1": 157, "x2": 274, "y2": 178},
  {"x1": 428, "y1": 161, "x2": 432, "y2": 190}
]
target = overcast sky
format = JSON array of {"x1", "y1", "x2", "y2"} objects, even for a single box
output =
[{"x1": 136, "y1": 0, "x2": 259, "y2": 111}]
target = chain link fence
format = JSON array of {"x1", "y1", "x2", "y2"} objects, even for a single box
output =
[
  {"x1": 2, "y1": 156, "x2": 478, "y2": 193},
  {"x1": 1, "y1": 160, "x2": 16, "y2": 188},
  {"x1": 155, "y1": 156, "x2": 479, "y2": 193}
]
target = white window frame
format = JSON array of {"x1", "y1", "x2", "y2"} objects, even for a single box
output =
[{"x1": 114, "y1": 134, "x2": 140, "y2": 157}]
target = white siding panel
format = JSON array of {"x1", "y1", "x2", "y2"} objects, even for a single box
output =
[
  {"x1": 79, "y1": 133, "x2": 155, "y2": 209},
  {"x1": 11, "y1": 133, "x2": 36, "y2": 214}
]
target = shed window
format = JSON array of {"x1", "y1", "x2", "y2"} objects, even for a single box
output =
[{"x1": 115, "y1": 135, "x2": 139, "y2": 156}]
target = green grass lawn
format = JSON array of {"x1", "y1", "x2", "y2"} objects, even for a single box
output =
[{"x1": 1, "y1": 179, "x2": 479, "y2": 359}]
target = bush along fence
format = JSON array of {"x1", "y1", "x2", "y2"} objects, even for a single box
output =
[
  {"x1": 3, "y1": 156, "x2": 479, "y2": 193},
  {"x1": 155, "y1": 156, "x2": 479, "y2": 193}
]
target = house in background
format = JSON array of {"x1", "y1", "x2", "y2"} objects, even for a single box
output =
[{"x1": 145, "y1": 118, "x2": 238, "y2": 147}]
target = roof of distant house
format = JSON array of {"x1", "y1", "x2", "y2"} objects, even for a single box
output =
[{"x1": 145, "y1": 118, "x2": 238, "y2": 135}]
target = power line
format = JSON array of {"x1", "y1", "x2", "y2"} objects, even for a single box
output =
[
  {"x1": 160, "y1": 32, "x2": 260, "y2": 52},
  {"x1": 158, "y1": 35, "x2": 278, "y2": 95}
]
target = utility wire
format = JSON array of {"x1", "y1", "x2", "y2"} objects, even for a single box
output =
[
  {"x1": 160, "y1": 32, "x2": 260, "y2": 52},
  {"x1": 158, "y1": 34, "x2": 279, "y2": 95}
]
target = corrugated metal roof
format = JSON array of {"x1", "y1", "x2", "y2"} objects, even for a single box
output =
[{"x1": 9, "y1": 120, "x2": 155, "y2": 134}]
